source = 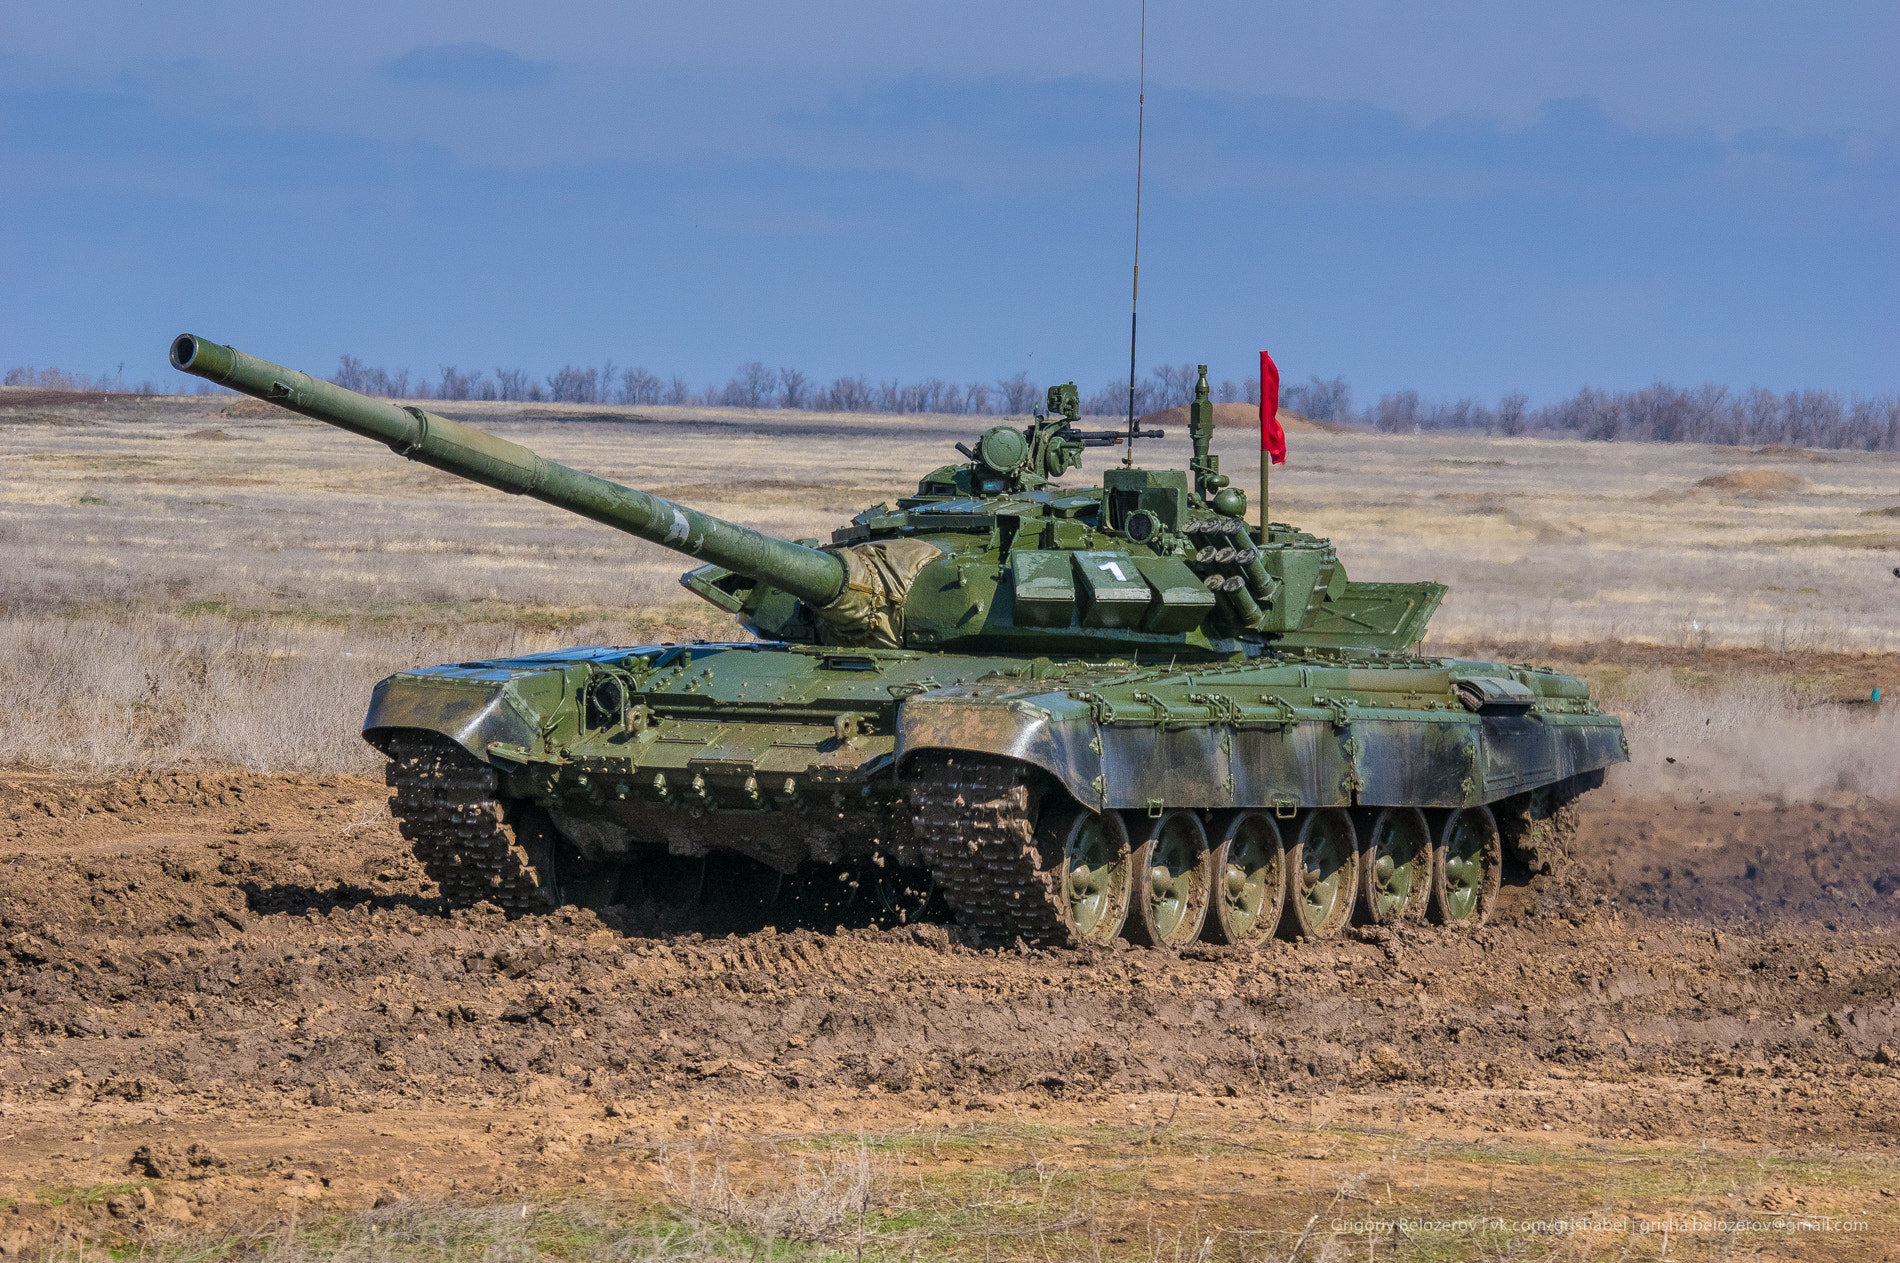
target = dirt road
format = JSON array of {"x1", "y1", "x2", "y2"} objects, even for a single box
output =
[{"x1": 2, "y1": 770, "x2": 1897, "y2": 1257}]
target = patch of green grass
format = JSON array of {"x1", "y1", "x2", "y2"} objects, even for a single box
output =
[
  {"x1": 30, "y1": 1180, "x2": 154, "y2": 1209},
  {"x1": 78, "y1": 494, "x2": 110, "y2": 505}
]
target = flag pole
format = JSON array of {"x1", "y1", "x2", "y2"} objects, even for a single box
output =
[
  {"x1": 1260, "y1": 350, "x2": 1270, "y2": 536},
  {"x1": 1261, "y1": 437, "x2": 1269, "y2": 535},
  {"x1": 1123, "y1": 0, "x2": 1146, "y2": 468}
]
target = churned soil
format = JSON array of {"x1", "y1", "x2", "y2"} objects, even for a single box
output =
[{"x1": 2, "y1": 769, "x2": 1898, "y2": 1254}]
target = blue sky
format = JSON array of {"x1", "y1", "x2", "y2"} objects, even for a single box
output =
[{"x1": 2, "y1": 1, "x2": 1895, "y2": 402}]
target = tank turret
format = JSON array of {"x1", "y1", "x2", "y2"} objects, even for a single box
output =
[{"x1": 172, "y1": 336, "x2": 1442, "y2": 656}]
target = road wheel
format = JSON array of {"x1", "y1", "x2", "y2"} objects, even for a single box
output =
[
  {"x1": 1357, "y1": 807, "x2": 1431, "y2": 926},
  {"x1": 1053, "y1": 808, "x2": 1132, "y2": 945},
  {"x1": 1124, "y1": 810, "x2": 1213, "y2": 948},
  {"x1": 1429, "y1": 806, "x2": 1501, "y2": 926},
  {"x1": 1202, "y1": 811, "x2": 1286, "y2": 945},
  {"x1": 506, "y1": 804, "x2": 622, "y2": 911},
  {"x1": 1280, "y1": 808, "x2": 1358, "y2": 940}
]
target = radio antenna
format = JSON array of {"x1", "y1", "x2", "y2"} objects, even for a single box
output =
[{"x1": 1123, "y1": 0, "x2": 1146, "y2": 467}]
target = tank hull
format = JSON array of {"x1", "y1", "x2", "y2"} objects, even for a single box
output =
[{"x1": 366, "y1": 642, "x2": 1624, "y2": 892}]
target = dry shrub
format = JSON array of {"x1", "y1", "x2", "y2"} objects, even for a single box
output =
[
  {"x1": 0, "y1": 614, "x2": 662, "y2": 775},
  {"x1": 662, "y1": 1143, "x2": 874, "y2": 1246},
  {"x1": 1607, "y1": 671, "x2": 1898, "y2": 801}
]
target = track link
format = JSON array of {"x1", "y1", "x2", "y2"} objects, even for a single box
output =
[
  {"x1": 1497, "y1": 776, "x2": 1585, "y2": 877},
  {"x1": 909, "y1": 754, "x2": 1073, "y2": 948},
  {"x1": 384, "y1": 732, "x2": 555, "y2": 915}
]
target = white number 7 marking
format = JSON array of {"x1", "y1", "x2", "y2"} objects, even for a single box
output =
[{"x1": 1098, "y1": 561, "x2": 1127, "y2": 582}]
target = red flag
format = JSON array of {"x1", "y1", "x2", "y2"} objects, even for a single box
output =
[{"x1": 1260, "y1": 349, "x2": 1286, "y2": 466}]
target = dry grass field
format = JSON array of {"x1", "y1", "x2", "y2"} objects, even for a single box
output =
[
  {"x1": 5, "y1": 388, "x2": 1900, "y2": 1260},
  {"x1": 8, "y1": 392, "x2": 1896, "y2": 646},
  {"x1": 2, "y1": 389, "x2": 1894, "y2": 793}
]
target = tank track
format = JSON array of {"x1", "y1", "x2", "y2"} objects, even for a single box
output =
[
  {"x1": 909, "y1": 754, "x2": 1073, "y2": 948},
  {"x1": 1497, "y1": 777, "x2": 1585, "y2": 877},
  {"x1": 384, "y1": 732, "x2": 554, "y2": 916}
]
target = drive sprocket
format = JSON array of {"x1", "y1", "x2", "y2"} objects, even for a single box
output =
[
  {"x1": 1497, "y1": 777, "x2": 1584, "y2": 878},
  {"x1": 909, "y1": 753, "x2": 1075, "y2": 948},
  {"x1": 384, "y1": 732, "x2": 560, "y2": 915}
]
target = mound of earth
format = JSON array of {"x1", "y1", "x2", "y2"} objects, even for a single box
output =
[
  {"x1": 1138, "y1": 403, "x2": 1356, "y2": 434},
  {"x1": 1694, "y1": 469, "x2": 1805, "y2": 494}
]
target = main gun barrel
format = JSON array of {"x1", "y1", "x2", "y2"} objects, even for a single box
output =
[{"x1": 169, "y1": 335, "x2": 846, "y2": 607}]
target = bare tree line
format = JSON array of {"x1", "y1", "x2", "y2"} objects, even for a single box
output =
[
  {"x1": 1081, "y1": 364, "x2": 1263, "y2": 417},
  {"x1": 326, "y1": 355, "x2": 1271, "y2": 419},
  {"x1": 323, "y1": 353, "x2": 1291, "y2": 421},
  {"x1": 1346, "y1": 380, "x2": 1900, "y2": 451},
  {"x1": 10, "y1": 354, "x2": 1895, "y2": 452},
  {"x1": 330, "y1": 355, "x2": 1056, "y2": 416},
  {"x1": 3, "y1": 365, "x2": 163, "y2": 395}
]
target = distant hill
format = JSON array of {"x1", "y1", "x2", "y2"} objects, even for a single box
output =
[{"x1": 1137, "y1": 403, "x2": 1357, "y2": 433}]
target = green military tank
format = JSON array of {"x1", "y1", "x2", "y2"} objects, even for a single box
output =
[{"x1": 171, "y1": 334, "x2": 1625, "y2": 948}]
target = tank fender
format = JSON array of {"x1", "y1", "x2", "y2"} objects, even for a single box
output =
[
  {"x1": 362, "y1": 672, "x2": 540, "y2": 761},
  {"x1": 901, "y1": 699, "x2": 1629, "y2": 813},
  {"x1": 896, "y1": 692, "x2": 1106, "y2": 809}
]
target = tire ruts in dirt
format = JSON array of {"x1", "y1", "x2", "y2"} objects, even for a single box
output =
[
  {"x1": 385, "y1": 732, "x2": 554, "y2": 915},
  {"x1": 909, "y1": 754, "x2": 1074, "y2": 948}
]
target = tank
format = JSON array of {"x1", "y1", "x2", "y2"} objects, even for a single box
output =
[{"x1": 171, "y1": 334, "x2": 1627, "y2": 947}]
